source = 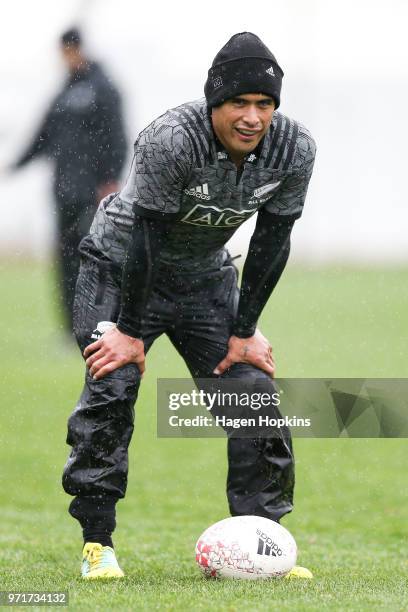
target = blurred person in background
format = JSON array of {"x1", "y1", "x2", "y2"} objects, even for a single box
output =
[{"x1": 10, "y1": 27, "x2": 127, "y2": 337}]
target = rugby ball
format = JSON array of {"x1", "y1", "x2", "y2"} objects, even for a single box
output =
[{"x1": 195, "y1": 515, "x2": 296, "y2": 579}]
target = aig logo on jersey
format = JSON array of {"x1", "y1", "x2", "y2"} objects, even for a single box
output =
[{"x1": 181, "y1": 204, "x2": 255, "y2": 228}]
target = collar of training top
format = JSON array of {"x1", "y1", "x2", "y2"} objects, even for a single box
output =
[
  {"x1": 68, "y1": 60, "x2": 96, "y2": 83},
  {"x1": 213, "y1": 133, "x2": 265, "y2": 164}
]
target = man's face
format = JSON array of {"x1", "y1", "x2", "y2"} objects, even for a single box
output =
[
  {"x1": 60, "y1": 45, "x2": 84, "y2": 72},
  {"x1": 211, "y1": 94, "x2": 275, "y2": 164}
]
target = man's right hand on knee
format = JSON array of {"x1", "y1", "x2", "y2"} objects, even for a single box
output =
[{"x1": 84, "y1": 327, "x2": 145, "y2": 380}]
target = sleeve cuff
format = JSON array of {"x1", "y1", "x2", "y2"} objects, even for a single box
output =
[
  {"x1": 231, "y1": 324, "x2": 257, "y2": 339},
  {"x1": 116, "y1": 317, "x2": 143, "y2": 340}
]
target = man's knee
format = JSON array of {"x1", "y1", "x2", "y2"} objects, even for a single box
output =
[{"x1": 222, "y1": 362, "x2": 271, "y2": 381}]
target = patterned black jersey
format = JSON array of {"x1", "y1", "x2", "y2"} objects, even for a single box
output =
[{"x1": 89, "y1": 97, "x2": 315, "y2": 269}]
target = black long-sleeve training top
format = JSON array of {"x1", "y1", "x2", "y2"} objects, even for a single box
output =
[{"x1": 86, "y1": 97, "x2": 316, "y2": 338}]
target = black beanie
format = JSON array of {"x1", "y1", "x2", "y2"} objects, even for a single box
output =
[
  {"x1": 60, "y1": 27, "x2": 82, "y2": 47},
  {"x1": 204, "y1": 32, "x2": 283, "y2": 109}
]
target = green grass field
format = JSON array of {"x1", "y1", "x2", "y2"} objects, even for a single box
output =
[{"x1": 0, "y1": 261, "x2": 407, "y2": 611}]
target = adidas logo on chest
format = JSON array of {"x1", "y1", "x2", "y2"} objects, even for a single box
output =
[{"x1": 184, "y1": 183, "x2": 211, "y2": 201}]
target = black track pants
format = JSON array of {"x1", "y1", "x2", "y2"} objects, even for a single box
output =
[{"x1": 62, "y1": 254, "x2": 295, "y2": 529}]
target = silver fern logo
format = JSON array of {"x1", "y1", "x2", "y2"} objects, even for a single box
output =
[{"x1": 253, "y1": 182, "x2": 281, "y2": 199}]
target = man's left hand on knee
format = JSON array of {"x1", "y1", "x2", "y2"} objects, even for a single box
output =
[{"x1": 213, "y1": 329, "x2": 275, "y2": 377}]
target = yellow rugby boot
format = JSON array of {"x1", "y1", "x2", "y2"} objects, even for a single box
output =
[
  {"x1": 285, "y1": 565, "x2": 313, "y2": 579},
  {"x1": 81, "y1": 542, "x2": 124, "y2": 579}
]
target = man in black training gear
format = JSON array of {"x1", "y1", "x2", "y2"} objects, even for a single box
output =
[
  {"x1": 62, "y1": 32, "x2": 316, "y2": 580},
  {"x1": 12, "y1": 28, "x2": 127, "y2": 334}
]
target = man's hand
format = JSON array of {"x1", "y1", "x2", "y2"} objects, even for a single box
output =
[
  {"x1": 83, "y1": 327, "x2": 145, "y2": 380},
  {"x1": 213, "y1": 329, "x2": 275, "y2": 377}
]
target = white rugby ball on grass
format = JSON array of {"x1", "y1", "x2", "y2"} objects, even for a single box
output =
[{"x1": 195, "y1": 515, "x2": 297, "y2": 579}]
